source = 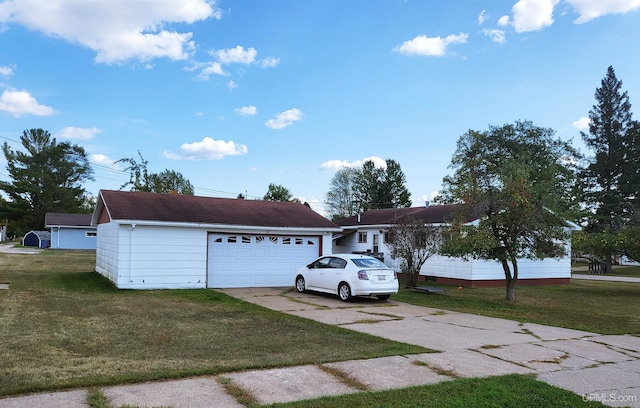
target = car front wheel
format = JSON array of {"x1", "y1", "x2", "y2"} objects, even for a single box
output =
[
  {"x1": 338, "y1": 282, "x2": 352, "y2": 302},
  {"x1": 295, "y1": 275, "x2": 306, "y2": 293}
]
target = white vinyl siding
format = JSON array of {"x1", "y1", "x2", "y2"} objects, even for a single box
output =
[{"x1": 96, "y1": 223, "x2": 207, "y2": 289}]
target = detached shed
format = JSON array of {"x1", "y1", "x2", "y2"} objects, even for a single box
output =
[
  {"x1": 22, "y1": 230, "x2": 51, "y2": 248},
  {"x1": 45, "y1": 212, "x2": 97, "y2": 249},
  {"x1": 91, "y1": 190, "x2": 341, "y2": 289}
]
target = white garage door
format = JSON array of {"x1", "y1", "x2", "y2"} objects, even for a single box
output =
[{"x1": 207, "y1": 233, "x2": 320, "y2": 288}]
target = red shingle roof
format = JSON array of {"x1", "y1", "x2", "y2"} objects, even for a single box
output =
[
  {"x1": 335, "y1": 204, "x2": 476, "y2": 226},
  {"x1": 97, "y1": 190, "x2": 340, "y2": 229}
]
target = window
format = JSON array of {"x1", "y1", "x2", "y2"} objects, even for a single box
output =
[
  {"x1": 283, "y1": 237, "x2": 291, "y2": 244},
  {"x1": 329, "y1": 257, "x2": 347, "y2": 268},
  {"x1": 358, "y1": 232, "x2": 367, "y2": 243},
  {"x1": 270, "y1": 236, "x2": 278, "y2": 244},
  {"x1": 85, "y1": 231, "x2": 97, "y2": 237},
  {"x1": 335, "y1": 237, "x2": 344, "y2": 246},
  {"x1": 242, "y1": 236, "x2": 251, "y2": 244},
  {"x1": 295, "y1": 238, "x2": 303, "y2": 245},
  {"x1": 227, "y1": 236, "x2": 237, "y2": 243}
]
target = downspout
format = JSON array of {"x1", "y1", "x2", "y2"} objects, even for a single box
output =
[{"x1": 129, "y1": 224, "x2": 136, "y2": 283}]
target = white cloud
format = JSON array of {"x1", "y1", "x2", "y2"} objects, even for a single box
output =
[
  {"x1": 482, "y1": 28, "x2": 506, "y2": 43},
  {"x1": 393, "y1": 33, "x2": 468, "y2": 56},
  {"x1": 260, "y1": 57, "x2": 280, "y2": 68},
  {"x1": 0, "y1": 89, "x2": 54, "y2": 117},
  {"x1": 194, "y1": 61, "x2": 227, "y2": 79},
  {"x1": 265, "y1": 108, "x2": 303, "y2": 129},
  {"x1": 0, "y1": 0, "x2": 221, "y2": 63},
  {"x1": 498, "y1": 15, "x2": 511, "y2": 26},
  {"x1": 566, "y1": 0, "x2": 640, "y2": 23},
  {"x1": 90, "y1": 153, "x2": 119, "y2": 169},
  {"x1": 235, "y1": 106, "x2": 257, "y2": 116},
  {"x1": 413, "y1": 193, "x2": 439, "y2": 207},
  {"x1": 215, "y1": 46, "x2": 257, "y2": 64},
  {"x1": 511, "y1": 0, "x2": 559, "y2": 33},
  {"x1": 0, "y1": 65, "x2": 14, "y2": 76},
  {"x1": 227, "y1": 80, "x2": 238, "y2": 91},
  {"x1": 163, "y1": 136, "x2": 248, "y2": 160},
  {"x1": 56, "y1": 126, "x2": 102, "y2": 140},
  {"x1": 573, "y1": 116, "x2": 591, "y2": 131},
  {"x1": 478, "y1": 10, "x2": 489, "y2": 24},
  {"x1": 320, "y1": 156, "x2": 387, "y2": 171}
]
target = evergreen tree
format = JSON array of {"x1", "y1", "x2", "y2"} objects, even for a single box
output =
[
  {"x1": 352, "y1": 159, "x2": 412, "y2": 212},
  {"x1": 580, "y1": 66, "x2": 640, "y2": 268},
  {"x1": 0, "y1": 129, "x2": 94, "y2": 231}
]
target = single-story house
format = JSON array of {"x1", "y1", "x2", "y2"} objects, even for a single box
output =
[
  {"x1": 334, "y1": 204, "x2": 578, "y2": 287},
  {"x1": 91, "y1": 190, "x2": 341, "y2": 289},
  {"x1": 22, "y1": 230, "x2": 51, "y2": 248},
  {"x1": 45, "y1": 212, "x2": 97, "y2": 250}
]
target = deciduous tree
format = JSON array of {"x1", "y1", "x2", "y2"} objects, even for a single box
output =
[
  {"x1": 117, "y1": 151, "x2": 194, "y2": 195},
  {"x1": 386, "y1": 215, "x2": 440, "y2": 287},
  {"x1": 438, "y1": 121, "x2": 580, "y2": 300},
  {"x1": 263, "y1": 183, "x2": 293, "y2": 202},
  {"x1": 325, "y1": 167, "x2": 359, "y2": 220}
]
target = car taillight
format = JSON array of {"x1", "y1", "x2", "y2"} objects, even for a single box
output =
[
  {"x1": 394, "y1": 271, "x2": 398, "y2": 280},
  {"x1": 357, "y1": 270, "x2": 369, "y2": 280}
]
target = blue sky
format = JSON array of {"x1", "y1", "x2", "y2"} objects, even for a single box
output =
[{"x1": 1, "y1": 0, "x2": 639, "y2": 216}]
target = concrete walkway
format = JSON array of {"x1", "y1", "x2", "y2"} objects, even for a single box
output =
[
  {"x1": 0, "y1": 243, "x2": 41, "y2": 255},
  {"x1": 572, "y1": 273, "x2": 640, "y2": 283},
  {"x1": 1, "y1": 288, "x2": 638, "y2": 407}
]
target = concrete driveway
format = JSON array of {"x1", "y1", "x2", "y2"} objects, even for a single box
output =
[
  {"x1": 0, "y1": 243, "x2": 41, "y2": 254},
  {"x1": 221, "y1": 287, "x2": 640, "y2": 407},
  {"x1": 1, "y1": 287, "x2": 638, "y2": 407}
]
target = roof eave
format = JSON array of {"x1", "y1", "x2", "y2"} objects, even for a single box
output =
[{"x1": 105, "y1": 218, "x2": 342, "y2": 233}]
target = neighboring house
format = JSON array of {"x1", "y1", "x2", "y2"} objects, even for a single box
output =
[
  {"x1": 22, "y1": 230, "x2": 51, "y2": 248},
  {"x1": 91, "y1": 190, "x2": 341, "y2": 290},
  {"x1": 334, "y1": 204, "x2": 578, "y2": 287},
  {"x1": 45, "y1": 212, "x2": 97, "y2": 250}
]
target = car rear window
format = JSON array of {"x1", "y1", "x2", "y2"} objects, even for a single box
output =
[{"x1": 351, "y1": 258, "x2": 387, "y2": 268}]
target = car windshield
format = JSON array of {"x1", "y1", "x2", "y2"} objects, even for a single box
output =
[{"x1": 351, "y1": 258, "x2": 387, "y2": 269}]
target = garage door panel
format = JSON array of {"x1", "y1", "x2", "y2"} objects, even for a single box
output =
[{"x1": 207, "y1": 233, "x2": 320, "y2": 288}]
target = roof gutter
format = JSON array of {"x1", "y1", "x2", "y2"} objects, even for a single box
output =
[{"x1": 109, "y1": 219, "x2": 343, "y2": 234}]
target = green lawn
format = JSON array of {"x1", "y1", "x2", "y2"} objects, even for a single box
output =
[
  {"x1": 0, "y1": 250, "x2": 427, "y2": 397},
  {"x1": 267, "y1": 374, "x2": 606, "y2": 408},
  {"x1": 394, "y1": 279, "x2": 640, "y2": 335},
  {"x1": 0, "y1": 250, "x2": 633, "y2": 407}
]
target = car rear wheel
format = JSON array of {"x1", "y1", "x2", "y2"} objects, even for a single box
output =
[
  {"x1": 295, "y1": 276, "x2": 306, "y2": 293},
  {"x1": 338, "y1": 282, "x2": 352, "y2": 302},
  {"x1": 376, "y1": 295, "x2": 390, "y2": 300}
]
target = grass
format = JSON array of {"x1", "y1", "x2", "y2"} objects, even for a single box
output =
[
  {"x1": 0, "y1": 250, "x2": 427, "y2": 397},
  {"x1": 394, "y1": 279, "x2": 640, "y2": 335},
  {"x1": 0, "y1": 250, "x2": 634, "y2": 407},
  {"x1": 266, "y1": 374, "x2": 606, "y2": 407}
]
